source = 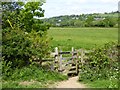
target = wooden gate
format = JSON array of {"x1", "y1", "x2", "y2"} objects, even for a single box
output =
[
  {"x1": 33, "y1": 47, "x2": 91, "y2": 76},
  {"x1": 51, "y1": 47, "x2": 79, "y2": 75}
]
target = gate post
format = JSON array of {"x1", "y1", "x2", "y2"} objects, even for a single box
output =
[
  {"x1": 54, "y1": 47, "x2": 59, "y2": 71},
  {"x1": 59, "y1": 50, "x2": 62, "y2": 72},
  {"x1": 76, "y1": 50, "x2": 79, "y2": 74},
  {"x1": 72, "y1": 47, "x2": 74, "y2": 62},
  {"x1": 80, "y1": 49, "x2": 85, "y2": 65}
]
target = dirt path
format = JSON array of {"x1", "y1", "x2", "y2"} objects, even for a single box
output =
[{"x1": 50, "y1": 76, "x2": 87, "y2": 88}]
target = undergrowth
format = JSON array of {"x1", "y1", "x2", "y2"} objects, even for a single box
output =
[
  {"x1": 2, "y1": 65, "x2": 68, "y2": 88},
  {"x1": 79, "y1": 42, "x2": 119, "y2": 88}
]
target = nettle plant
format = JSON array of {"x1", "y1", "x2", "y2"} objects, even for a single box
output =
[{"x1": 79, "y1": 42, "x2": 118, "y2": 81}]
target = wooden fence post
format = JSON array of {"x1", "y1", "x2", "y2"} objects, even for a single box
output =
[
  {"x1": 80, "y1": 49, "x2": 85, "y2": 64},
  {"x1": 72, "y1": 47, "x2": 74, "y2": 62},
  {"x1": 59, "y1": 50, "x2": 62, "y2": 72},
  {"x1": 54, "y1": 47, "x2": 59, "y2": 70},
  {"x1": 76, "y1": 50, "x2": 79, "y2": 74},
  {"x1": 55, "y1": 47, "x2": 59, "y2": 62},
  {"x1": 55, "y1": 47, "x2": 58, "y2": 55}
]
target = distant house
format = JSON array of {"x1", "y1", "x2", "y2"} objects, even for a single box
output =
[
  {"x1": 56, "y1": 23, "x2": 60, "y2": 26},
  {"x1": 72, "y1": 17, "x2": 79, "y2": 20},
  {"x1": 94, "y1": 17, "x2": 105, "y2": 21},
  {"x1": 58, "y1": 19, "x2": 61, "y2": 22},
  {"x1": 72, "y1": 17, "x2": 75, "y2": 19},
  {"x1": 76, "y1": 17, "x2": 79, "y2": 20}
]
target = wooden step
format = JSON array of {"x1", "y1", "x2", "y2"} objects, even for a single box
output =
[
  {"x1": 68, "y1": 70, "x2": 77, "y2": 74},
  {"x1": 79, "y1": 69, "x2": 82, "y2": 72},
  {"x1": 69, "y1": 66, "x2": 76, "y2": 70},
  {"x1": 69, "y1": 61, "x2": 75, "y2": 64},
  {"x1": 54, "y1": 66, "x2": 58, "y2": 68},
  {"x1": 58, "y1": 69, "x2": 65, "y2": 72},
  {"x1": 54, "y1": 60, "x2": 58, "y2": 63}
]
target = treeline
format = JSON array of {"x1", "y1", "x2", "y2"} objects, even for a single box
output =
[{"x1": 43, "y1": 11, "x2": 118, "y2": 27}]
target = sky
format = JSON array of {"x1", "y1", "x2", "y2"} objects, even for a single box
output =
[{"x1": 42, "y1": 0, "x2": 119, "y2": 18}]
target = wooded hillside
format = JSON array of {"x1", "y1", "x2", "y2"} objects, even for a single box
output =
[{"x1": 43, "y1": 11, "x2": 118, "y2": 27}]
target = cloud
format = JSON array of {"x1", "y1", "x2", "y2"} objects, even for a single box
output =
[
  {"x1": 100, "y1": 0, "x2": 119, "y2": 3},
  {"x1": 42, "y1": 0, "x2": 119, "y2": 18}
]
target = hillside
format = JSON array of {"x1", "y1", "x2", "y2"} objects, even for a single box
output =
[{"x1": 43, "y1": 11, "x2": 118, "y2": 27}]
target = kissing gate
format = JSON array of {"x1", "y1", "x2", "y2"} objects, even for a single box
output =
[{"x1": 51, "y1": 47, "x2": 81, "y2": 75}]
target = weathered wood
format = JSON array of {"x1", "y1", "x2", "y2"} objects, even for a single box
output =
[
  {"x1": 42, "y1": 59, "x2": 53, "y2": 61},
  {"x1": 37, "y1": 47, "x2": 93, "y2": 75},
  {"x1": 73, "y1": 52, "x2": 77, "y2": 55},
  {"x1": 61, "y1": 57, "x2": 77, "y2": 61},
  {"x1": 80, "y1": 49, "x2": 85, "y2": 64},
  {"x1": 76, "y1": 50, "x2": 79, "y2": 74},
  {"x1": 52, "y1": 47, "x2": 59, "y2": 71},
  {"x1": 50, "y1": 64, "x2": 54, "y2": 71},
  {"x1": 59, "y1": 51, "x2": 70, "y2": 54},
  {"x1": 72, "y1": 47, "x2": 74, "y2": 63},
  {"x1": 68, "y1": 66, "x2": 76, "y2": 70},
  {"x1": 68, "y1": 71, "x2": 77, "y2": 74},
  {"x1": 52, "y1": 47, "x2": 81, "y2": 75},
  {"x1": 58, "y1": 51, "x2": 77, "y2": 55},
  {"x1": 59, "y1": 50, "x2": 63, "y2": 71},
  {"x1": 72, "y1": 47, "x2": 74, "y2": 56},
  {"x1": 33, "y1": 59, "x2": 53, "y2": 62},
  {"x1": 55, "y1": 47, "x2": 59, "y2": 55},
  {"x1": 79, "y1": 69, "x2": 82, "y2": 72}
]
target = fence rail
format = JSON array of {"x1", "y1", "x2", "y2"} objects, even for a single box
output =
[{"x1": 33, "y1": 47, "x2": 92, "y2": 75}]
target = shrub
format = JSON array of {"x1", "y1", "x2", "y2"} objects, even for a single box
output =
[
  {"x1": 79, "y1": 42, "x2": 119, "y2": 82},
  {"x1": 2, "y1": 1, "x2": 50, "y2": 70}
]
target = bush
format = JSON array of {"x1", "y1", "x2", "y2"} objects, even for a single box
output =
[
  {"x1": 2, "y1": 27, "x2": 50, "y2": 68},
  {"x1": 79, "y1": 42, "x2": 119, "y2": 82},
  {"x1": 2, "y1": 2, "x2": 50, "y2": 69}
]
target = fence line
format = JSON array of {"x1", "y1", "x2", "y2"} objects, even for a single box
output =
[{"x1": 33, "y1": 47, "x2": 92, "y2": 75}]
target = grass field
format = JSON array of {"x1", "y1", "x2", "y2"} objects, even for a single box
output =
[
  {"x1": 48, "y1": 27, "x2": 118, "y2": 50},
  {"x1": 82, "y1": 79, "x2": 118, "y2": 88}
]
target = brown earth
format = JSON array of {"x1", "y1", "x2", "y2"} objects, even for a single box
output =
[{"x1": 49, "y1": 76, "x2": 87, "y2": 88}]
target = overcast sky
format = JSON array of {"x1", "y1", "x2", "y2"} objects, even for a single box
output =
[{"x1": 42, "y1": 0, "x2": 119, "y2": 18}]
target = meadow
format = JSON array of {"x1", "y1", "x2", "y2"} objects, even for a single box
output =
[
  {"x1": 48, "y1": 27, "x2": 118, "y2": 88},
  {"x1": 2, "y1": 27, "x2": 118, "y2": 88},
  {"x1": 48, "y1": 27, "x2": 118, "y2": 50}
]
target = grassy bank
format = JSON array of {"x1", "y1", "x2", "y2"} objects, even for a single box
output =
[
  {"x1": 2, "y1": 65, "x2": 68, "y2": 88},
  {"x1": 48, "y1": 27, "x2": 118, "y2": 50},
  {"x1": 82, "y1": 79, "x2": 118, "y2": 88}
]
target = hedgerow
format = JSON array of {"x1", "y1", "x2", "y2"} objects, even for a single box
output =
[
  {"x1": 79, "y1": 42, "x2": 119, "y2": 88},
  {"x1": 2, "y1": 1, "x2": 51, "y2": 78}
]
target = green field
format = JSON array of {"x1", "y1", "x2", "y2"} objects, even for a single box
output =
[{"x1": 48, "y1": 27, "x2": 118, "y2": 50}]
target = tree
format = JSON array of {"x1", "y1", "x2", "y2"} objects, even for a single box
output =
[
  {"x1": 85, "y1": 15, "x2": 94, "y2": 27},
  {"x1": 2, "y1": 2, "x2": 24, "y2": 29},
  {"x1": 103, "y1": 17, "x2": 116, "y2": 27},
  {"x1": 60, "y1": 21, "x2": 69, "y2": 27},
  {"x1": 2, "y1": 1, "x2": 50, "y2": 68}
]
